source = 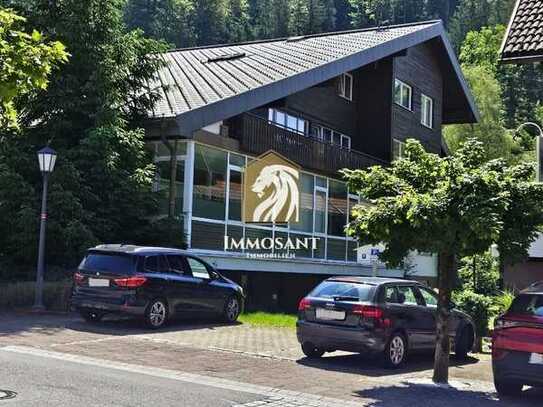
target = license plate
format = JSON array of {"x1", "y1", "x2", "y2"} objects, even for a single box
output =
[
  {"x1": 88, "y1": 278, "x2": 109, "y2": 287},
  {"x1": 316, "y1": 308, "x2": 345, "y2": 321},
  {"x1": 529, "y1": 353, "x2": 543, "y2": 364}
]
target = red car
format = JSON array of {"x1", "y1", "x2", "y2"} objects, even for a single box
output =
[{"x1": 492, "y1": 282, "x2": 543, "y2": 396}]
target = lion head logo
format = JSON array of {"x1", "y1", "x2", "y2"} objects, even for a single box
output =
[{"x1": 251, "y1": 164, "x2": 300, "y2": 223}]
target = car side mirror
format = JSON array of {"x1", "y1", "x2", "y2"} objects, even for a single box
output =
[
  {"x1": 448, "y1": 301, "x2": 456, "y2": 311},
  {"x1": 397, "y1": 293, "x2": 406, "y2": 304}
]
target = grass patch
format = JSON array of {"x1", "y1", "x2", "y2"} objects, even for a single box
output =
[{"x1": 238, "y1": 311, "x2": 297, "y2": 328}]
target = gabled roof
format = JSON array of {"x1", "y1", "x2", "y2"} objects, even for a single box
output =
[
  {"x1": 149, "y1": 20, "x2": 478, "y2": 134},
  {"x1": 501, "y1": 0, "x2": 543, "y2": 63}
]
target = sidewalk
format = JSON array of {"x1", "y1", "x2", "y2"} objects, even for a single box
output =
[{"x1": 1, "y1": 312, "x2": 540, "y2": 406}]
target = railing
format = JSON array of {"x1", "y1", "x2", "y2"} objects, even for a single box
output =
[{"x1": 230, "y1": 114, "x2": 388, "y2": 175}]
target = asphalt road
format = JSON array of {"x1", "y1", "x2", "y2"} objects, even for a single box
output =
[{"x1": 0, "y1": 349, "x2": 258, "y2": 407}]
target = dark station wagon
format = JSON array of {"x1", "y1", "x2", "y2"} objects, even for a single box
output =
[
  {"x1": 71, "y1": 245, "x2": 244, "y2": 328},
  {"x1": 297, "y1": 277, "x2": 476, "y2": 367}
]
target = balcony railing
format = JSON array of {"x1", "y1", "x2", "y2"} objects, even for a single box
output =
[{"x1": 230, "y1": 114, "x2": 388, "y2": 175}]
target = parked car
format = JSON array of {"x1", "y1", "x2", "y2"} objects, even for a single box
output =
[
  {"x1": 492, "y1": 282, "x2": 543, "y2": 396},
  {"x1": 71, "y1": 245, "x2": 244, "y2": 328},
  {"x1": 296, "y1": 277, "x2": 475, "y2": 368}
]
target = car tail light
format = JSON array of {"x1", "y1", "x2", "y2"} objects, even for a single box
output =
[
  {"x1": 298, "y1": 297, "x2": 311, "y2": 311},
  {"x1": 352, "y1": 305, "x2": 383, "y2": 318},
  {"x1": 74, "y1": 272, "x2": 85, "y2": 285},
  {"x1": 353, "y1": 305, "x2": 390, "y2": 328},
  {"x1": 113, "y1": 276, "x2": 147, "y2": 288}
]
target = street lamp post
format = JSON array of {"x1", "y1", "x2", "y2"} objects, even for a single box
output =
[{"x1": 33, "y1": 147, "x2": 57, "y2": 311}]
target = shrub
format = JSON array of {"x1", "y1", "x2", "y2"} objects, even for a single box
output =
[
  {"x1": 453, "y1": 290, "x2": 494, "y2": 351},
  {"x1": 0, "y1": 280, "x2": 72, "y2": 311}
]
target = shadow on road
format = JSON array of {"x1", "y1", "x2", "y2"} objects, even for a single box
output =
[
  {"x1": 0, "y1": 311, "x2": 238, "y2": 338},
  {"x1": 355, "y1": 381, "x2": 543, "y2": 407},
  {"x1": 297, "y1": 352, "x2": 480, "y2": 377}
]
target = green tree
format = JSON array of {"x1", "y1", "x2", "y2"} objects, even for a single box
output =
[
  {"x1": 343, "y1": 138, "x2": 543, "y2": 383},
  {"x1": 0, "y1": 7, "x2": 67, "y2": 129},
  {"x1": 457, "y1": 24, "x2": 543, "y2": 128},
  {"x1": 124, "y1": 0, "x2": 196, "y2": 47},
  {"x1": 444, "y1": 65, "x2": 516, "y2": 162},
  {"x1": 0, "y1": 0, "x2": 168, "y2": 277}
]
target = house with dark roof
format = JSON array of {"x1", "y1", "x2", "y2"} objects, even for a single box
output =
[
  {"x1": 501, "y1": 0, "x2": 543, "y2": 63},
  {"x1": 144, "y1": 20, "x2": 478, "y2": 310}
]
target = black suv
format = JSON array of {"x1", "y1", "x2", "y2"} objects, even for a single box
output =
[
  {"x1": 297, "y1": 277, "x2": 475, "y2": 367},
  {"x1": 71, "y1": 245, "x2": 244, "y2": 328}
]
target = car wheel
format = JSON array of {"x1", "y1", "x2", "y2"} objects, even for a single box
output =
[
  {"x1": 495, "y1": 379, "x2": 523, "y2": 397},
  {"x1": 223, "y1": 296, "x2": 241, "y2": 323},
  {"x1": 80, "y1": 310, "x2": 104, "y2": 323},
  {"x1": 455, "y1": 326, "x2": 473, "y2": 359},
  {"x1": 144, "y1": 298, "x2": 169, "y2": 329},
  {"x1": 301, "y1": 342, "x2": 325, "y2": 359},
  {"x1": 384, "y1": 333, "x2": 407, "y2": 368}
]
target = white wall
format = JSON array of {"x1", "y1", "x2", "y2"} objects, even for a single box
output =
[
  {"x1": 357, "y1": 244, "x2": 438, "y2": 278},
  {"x1": 528, "y1": 232, "x2": 543, "y2": 258}
]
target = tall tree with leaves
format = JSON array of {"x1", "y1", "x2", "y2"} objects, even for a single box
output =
[
  {"x1": 0, "y1": 0, "x2": 168, "y2": 276},
  {"x1": 444, "y1": 65, "x2": 515, "y2": 162},
  {"x1": 343, "y1": 139, "x2": 543, "y2": 383},
  {"x1": 0, "y1": 7, "x2": 67, "y2": 129},
  {"x1": 124, "y1": 0, "x2": 196, "y2": 47}
]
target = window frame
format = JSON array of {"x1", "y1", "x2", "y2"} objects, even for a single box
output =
[
  {"x1": 394, "y1": 79, "x2": 412, "y2": 111},
  {"x1": 392, "y1": 138, "x2": 406, "y2": 161},
  {"x1": 418, "y1": 286, "x2": 438, "y2": 308},
  {"x1": 421, "y1": 93, "x2": 434, "y2": 129},
  {"x1": 185, "y1": 256, "x2": 212, "y2": 280},
  {"x1": 339, "y1": 73, "x2": 353, "y2": 101},
  {"x1": 268, "y1": 108, "x2": 307, "y2": 135}
]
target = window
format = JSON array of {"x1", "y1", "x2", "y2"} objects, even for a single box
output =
[
  {"x1": 227, "y1": 167, "x2": 242, "y2": 221},
  {"x1": 268, "y1": 108, "x2": 307, "y2": 135},
  {"x1": 394, "y1": 79, "x2": 412, "y2": 110},
  {"x1": 154, "y1": 160, "x2": 184, "y2": 217},
  {"x1": 144, "y1": 255, "x2": 169, "y2": 273},
  {"x1": 392, "y1": 138, "x2": 406, "y2": 161},
  {"x1": 419, "y1": 287, "x2": 438, "y2": 308},
  {"x1": 397, "y1": 286, "x2": 419, "y2": 306},
  {"x1": 314, "y1": 188, "x2": 327, "y2": 234},
  {"x1": 186, "y1": 257, "x2": 211, "y2": 279},
  {"x1": 311, "y1": 281, "x2": 374, "y2": 301},
  {"x1": 328, "y1": 180, "x2": 347, "y2": 237},
  {"x1": 80, "y1": 253, "x2": 135, "y2": 274},
  {"x1": 384, "y1": 286, "x2": 398, "y2": 303},
  {"x1": 509, "y1": 294, "x2": 543, "y2": 316},
  {"x1": 193, "y1": 144, "x2": 227, "y2": 220},
  {"x1": 166, "y1": 255, "x2": 186, "y2": 275},
  {"x1": 312, "y1": 125, "x2": 351, "y2": 150},
  {"x1": 338, "y1": 73, "x2": 353, "y2": 101},
  {"x1": 421, "y1": 94, "x2": 433, "y2": 128},
  {"x1": 291, "y1": 173, "x2": 314, "y2": 232}
]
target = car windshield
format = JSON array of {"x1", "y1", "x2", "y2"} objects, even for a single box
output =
[
  {"x1": 80, "y1": 253, "x2": 135, "y2": 274},
  {"x1": 509, "y1": 294, "x2": 543, "y2": 317},
  {"x1": 310, "y1": 281, "x2": 374, "y2": 301}
]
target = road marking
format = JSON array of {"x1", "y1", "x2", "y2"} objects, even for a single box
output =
[{"x1": 0, "y1": 346, "x2": 361, "y2": 407}]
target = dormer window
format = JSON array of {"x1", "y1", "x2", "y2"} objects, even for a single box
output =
[{"x1": 338, "y1": 73, "x2": 353, "y2": 101}]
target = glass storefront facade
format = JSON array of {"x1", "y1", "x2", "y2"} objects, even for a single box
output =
[{"x1": 151, "y1": 140, "x2": 360, "y2": 263}]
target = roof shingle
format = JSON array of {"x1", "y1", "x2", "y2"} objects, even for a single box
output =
[{"x1": 501, "y1": 0, "x2": 543, "y2": 62}]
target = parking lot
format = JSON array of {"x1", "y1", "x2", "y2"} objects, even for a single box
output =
[{"x1": 1, "y1": 311, "x2": 541, "y2": 406}]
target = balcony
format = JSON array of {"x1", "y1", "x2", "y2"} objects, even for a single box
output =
[{"x1": 229, "y1": 114, "x2": 388, "y2": 175}]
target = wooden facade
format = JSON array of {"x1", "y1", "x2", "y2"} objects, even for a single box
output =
[{"x1": 224, "y1": 39, "x2": 447, "y2": 172}]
